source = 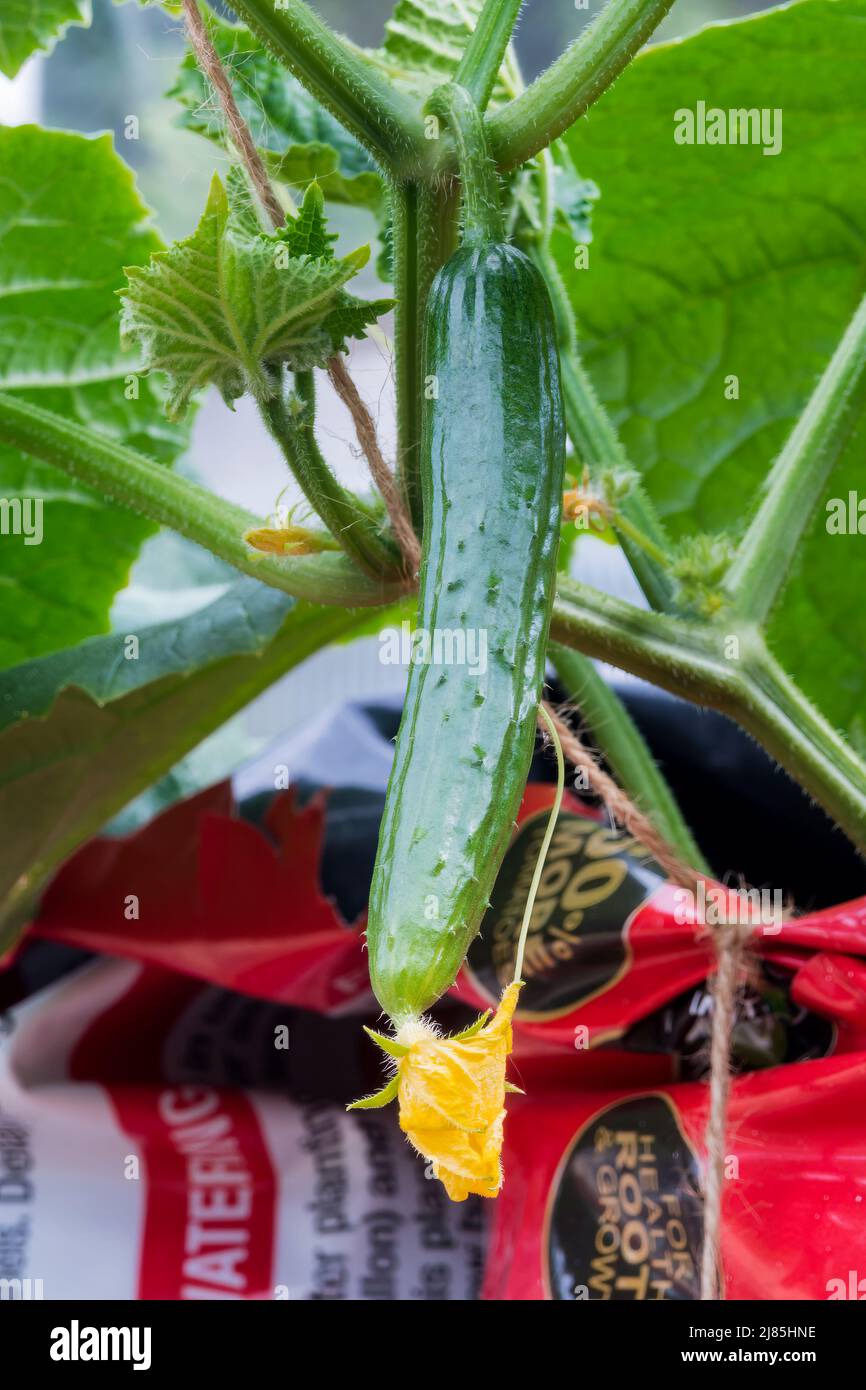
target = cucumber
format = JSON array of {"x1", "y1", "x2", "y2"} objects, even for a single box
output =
[{"x1": 368, "y1": 235, "x2": 565, "y2": 1023}]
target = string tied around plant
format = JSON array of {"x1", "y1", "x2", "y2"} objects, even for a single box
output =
[{"x1": 538, "y1": 701, "x2": 787, "y2": 1302}]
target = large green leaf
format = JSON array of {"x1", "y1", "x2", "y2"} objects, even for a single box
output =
[
  {"x1": 119, "y1": 173, "x2": 391, "y2": 419},
  {"x1": 0, "y1": 0, "x2": 89, "y2": 78},
  {"x1": 0, "y1": 577, "x2": 368, "y2": 950},
  {"x1": 168, "y1": 13, "x2": 384, "y2": 210},
  {"x1": 554, "y1": 0, "x2": 866, "y2": 737},
  {"x1": 0, "y1": 126, "x2": 190, "y2": 668}
]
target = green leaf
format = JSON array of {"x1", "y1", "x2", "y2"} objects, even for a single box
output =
[
  {"x1": 119, "y1": 173, "x2": 391, "y2": 420},
  {"x1": 168, "y1": 13, "x2": 385, "y2": 210},
  {"x1": 0, "y1": 576, "x2": 291, "y2": 732},
  {"x1": 370, "y1": 0, "x2": 517, "y2": 103},
  {"x1": 554, "y1": 0, "x2": 866, "y2": 737},
  {"x1": 0, "y1": 0, "x2": 89, "y2": 79},
  {"x1": 0, "y1": 125, "x2": 190, "y2": 668},
  {"x1": 550, "y1": 145, "x2": 598, "y2": 248},
  {"x1": 0, "y1": 578, "x2": 370, "y2": 950}
]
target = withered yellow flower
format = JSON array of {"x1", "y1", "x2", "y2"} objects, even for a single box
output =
[
  {"x1": 349, "y1": 982, "x2": 522, "y2": 1202},
  {"x1": 244, "y1": 524, "x2": 331, "y2": 556}
]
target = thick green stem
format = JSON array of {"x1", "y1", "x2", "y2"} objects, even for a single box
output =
[
  {"x1": 226, "y1": 0, "x2": 424, "y2": 174},
  {"x1": 453, "y1": 0, "x2": 524, "y2": 111},
  {"x1": 392, "y1": 179, "x2": 459, "y2": 531},
  {"x1": 426, "y1": 84, "x2": 504, "y2": 245},
  {"x1": 392, "y1": 182, "x2": 423, "y2": 533},
  {"x1": 550, "y1": 643, "x2": 710, "y2": 871},
  {"x1": 0, "y1": 390, "x2": 403, "y2": 608},
  {"x1": 531, "y1": 242, "x2": 676, "y2": 611},
  {"x1": 261, "y1": 373, "x2": 399, "y2": 579},
  {"x1": 485, "y1": 0, "x2": 676, "y2": 170},
  {"x1": 727, "y1": 290, "x2": 866, "y2": 624},
  {"x1": 552, "y1": 581, "x2": 866, "y2": 851},
  {"x1": 552, "y1": 577, "x2": 738, "y2": 707},
  {"x1": 562, "y1": 351, "x2": 676, "y2": 611},
  {"x1": 745, "y1": 643, "x2": 866, "y2": 849}
]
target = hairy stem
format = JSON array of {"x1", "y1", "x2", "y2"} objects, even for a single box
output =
[
  {"x1": 550, "y1": 643, "x2": 710, "y2": 872},
  {"x1": 485, "y1": 0, "x2": 676, "y2": 170},
  {"x1": 727, "y1": 290, "x2": 866, "y2": 623},
  {"x1": 261, "y1": 373, "x2": 400, "y2": 579},
  {"x1": 226, "y1": 0, "x2": 424, "y2": 174},
  {"x1": 392, "y1": 179, "x2": 459, "y2": 530},
  {"x1": 532, "y1": 242, "x2": 677, "y2": 610},
  {"x1": 427, "y1": 84, "x2": 504, "y2": 245},
  {"x1": 551, "y1": 577, "x2": 738, "y2": 707},
  {"x1": 0, "y1": 390, "x2": 403, "y2": 608},
  {"x1": 552, "y1": 581, "x2": 866, "y2": 850},
  {"x1": 745, "y1": 643, "x2": 866, "y2": 848},
  {"x1": 453, "y1": 0, "x2": 524, "y2": 111}
]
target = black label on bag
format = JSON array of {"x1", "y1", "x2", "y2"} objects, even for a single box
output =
[
  {"x1": 466, "y1": 811, "x2": 665, "y2": 1016},
  {"x1": 546, "y1": 1095, "x2": 703, "y2": 1300}
]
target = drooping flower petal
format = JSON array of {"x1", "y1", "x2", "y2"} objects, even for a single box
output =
[
  {"x1": 396, "y1": 981, "x2": 521, "y2": 1200},
  {"x1": 349, "y1": 983, "x2": 522, "y2": 1199}
]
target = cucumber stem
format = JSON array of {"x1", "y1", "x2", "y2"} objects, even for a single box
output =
[
  {"x1": 392, "y1": 179, "x2": 459, "y2": 530},
  {"x1": 726, "y1": 289, "x2": 866, "y2": 624},
  {"x1": 530, "y1": 237, "x2": 678, "y2": 612},
  {"x1": 453, "y1": 0, "x2": 525, "y2": 112},
  {"x1": 0, "y1": 389, "x2": 403, "y2": 608},
  {"x1": 261, "y1": 372, "x2": 401, "y2": 580},
  {"x1": 485, "y1": 0, "x2": 676, "y2": 171},
  {"x1": 426, "y1": 84, "x2": 505, "y2": 245}
]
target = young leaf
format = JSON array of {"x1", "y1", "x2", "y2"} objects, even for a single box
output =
[
  {"x1": 550, "y1": 145, "x2": 598, "y2": 247},
  {"x1": 554, "y1": 0, "x2": 866, "y2": 738},
  {"x1": 168, "y1": 13, "x2": 384, "y2": 210},
  {"x1": 119, "y1": 175, "x2": 391, "y2": 420},
  {"x1": 0, "y1": 125, "x2": 190, "y2": 669},
  {"x1": 0, "y1": 580, "x2": 374, "y2": 952},
  {"x1": 0, "y1": 0, "x2": 89, "y2": 79},
  {"x1": 284, "y1": 181, "x2": 339, "y2": 260}
]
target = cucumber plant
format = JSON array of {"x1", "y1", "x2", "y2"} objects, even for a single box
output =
[{"x1": 1, "y1": 0, "x2": 865, "y2": 1004}]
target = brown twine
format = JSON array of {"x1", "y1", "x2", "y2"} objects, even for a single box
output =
[
  {"x1": 181, "y1": 0, "x2": 419, "y2": 577},
  {"x1": 699, "y1": 923, "x2": 746, "y2": 1300},
  {"x1": 539, "y1": 701, "x2": 760, "y2": 1301},
  {"x1": 326, "y1": 356, "x2": 421, "y2": 578},
  {"x1": 181, "y1": 0, "x2": 286, "y2": 231},
  {"x1": 540, "y1": 702, "x2": 702, "y2": 892}
]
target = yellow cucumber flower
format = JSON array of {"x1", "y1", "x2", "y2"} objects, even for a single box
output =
[{"x1": 349, "y1": 982, "x2": 522, "y2": 1202}]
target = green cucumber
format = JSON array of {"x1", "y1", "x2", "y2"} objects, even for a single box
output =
[{"x1": 367, "y1": 89, "x2": 565, "y2": 1022}]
